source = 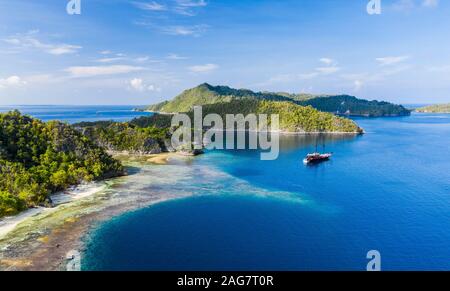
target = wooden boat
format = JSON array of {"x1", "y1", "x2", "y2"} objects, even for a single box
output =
[
  {"x1": 303, "y1": 152, "x2": 332, "y2": 165},
  {"x1": 303, "y1": 137, "x2": 332, "y2": 165}
]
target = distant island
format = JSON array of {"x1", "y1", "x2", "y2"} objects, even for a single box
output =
[
  {"x1": 141, "y1": 83, "x2": 411, "y2": 117},
  {"x1": 415, "y1": 103, "x2": 450, "y2": 113}
]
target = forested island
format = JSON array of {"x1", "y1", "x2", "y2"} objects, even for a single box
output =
[
  {"x1": 191, "y1": 99, "x2": 362, "y2": 133},
  {"x1": 0, "y1": 89, "x2": 363, "y2": 217},
  {"x1": 415, "y1": 103, "x2": 450, "y2": 113},
  {"x1": 142, "y1": 83, "x2": 410, "y2": 117},
  {"x1": 0, "y1": 111, "x2": 124, "y2": 217}
]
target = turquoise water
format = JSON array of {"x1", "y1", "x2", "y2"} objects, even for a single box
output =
[
  {"x1": 0, "y1": 105, "x2": 151, "y2": 124},
  {"x1": 79, "y1": 112, "x2": 450, "y2": 271},
  {"x1": 4, "y1": 106, "x2": 449, "y2": 270}
]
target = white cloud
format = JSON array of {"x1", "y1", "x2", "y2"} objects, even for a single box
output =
[
  {"x1": 134, "y1": 56, "x2": 150, "y2": 62},
  {"x1": 319, "y1": 58, "x2": 335, "y2": 65},
  {"x1": 0, "y1": 76, "x2": 26, "y2": 89},
  {"x1": 65, "y1": 65, "x2": 145, "y2": 78},
  {"x1": 188, "y1": 63, "x2": 218, "y2": 73},
  {"x1": 3, "y1": 33, "x2": 82, "y2": 55},
  {"x1": 341, "y1": 65, "x2": 412, "y2": 92},
  {"x1": 315, "y1": 66, "x2": 340, "y2": 75},
  {"x1": 264, "y1": 59, "x2": 340, "y2": 86},
  {"x1": 95, "y1": 57, "x2": 126, "y2": 63},
  {"x1": 353, "y1": 80, "x2": 364, "y2": 92},
  {"x1": 422, "y1": 0, "x2": 439, "y2": 7},
  {"x1": 315, "y1": 58, "x2": 340, "y2": 75},
  {"x1": 3, "y1": 38, "x2": 21, "y2": 45},
  {"x1": 391, "y1": 0, "x2": 439, "y2": 11},
  {"x1": 174, "y1": 0, "x2": 207, "y2": 15},
  {"x1": 376, "y1": 55, "x2": 410, "y2": 66},
  {"x1": 129, "y1": 78, "x2": 161, "y2": 92},
  {"x1": 428, "y1": 65, "x2": 450, "y2": 73},
  {"x1": 176, "y1": 0, "x2": 207, "y2": 8},
  {"x1": 133, "y1": 0, "x2": 207, "y2": 16},
  {"x1": 392, "y1": 0, "x2": 416, "y2": 11},
  {"x1": 136, "y1": 21, "x2": 209, "y2": 37},
  {"x1": 133, "y1": 1, "x2": 167, "y2": 11},
  {"x1": 47, "y1": 44, "x2": 81, "y2": 55},
  {"x1": 94, "y1": 54, "x2": 153, "y2": 63},
  {"x1": 130, "y1": 78, "x2": 145, "y2": 91},
  {"x1": 162, "y1": 25, "x2": 208, "y2": 36},
  {"x1": 167, "y1": 53, "x2": 188, "y2": 60}
]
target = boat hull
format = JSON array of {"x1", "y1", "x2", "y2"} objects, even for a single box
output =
[{"x1": 303, "y1": 153, "x2": 332, "y2": 165}]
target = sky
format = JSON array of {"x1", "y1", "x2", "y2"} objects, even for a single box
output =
[{"x1": 0, "y1": 0, "x2": 449, "y2": 105}]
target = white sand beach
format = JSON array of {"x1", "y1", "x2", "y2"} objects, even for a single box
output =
[{"x1": 0, "y1": 183, "x2": 107, "y2": 240}]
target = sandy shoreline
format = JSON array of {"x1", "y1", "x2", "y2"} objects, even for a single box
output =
[
  {"x1": 0, "y1": 153, "x2": 193, "y2": 271},
  {"x1": 0, "y1": 208, "x2": 46, "y2": 241},
  {"x1": 0, "y1": 151, "x2": 190, "y2": 243},
  {"x1": 0, "y1": 182, "x2": 106, "y2": 239},
  {"x1": 0, "y1": 183, "x2": 107, "y2": 240}
]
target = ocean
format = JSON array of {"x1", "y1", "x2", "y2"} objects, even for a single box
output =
[
  {"x1": 0, "y1": 105, "x2": 152, "y2": 124},
  {"x1": 3, "y1": 106, "x2": 450, "y2": 270}
]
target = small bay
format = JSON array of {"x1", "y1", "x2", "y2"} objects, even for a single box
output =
[{"x1": 81, "y1": 112, "x2": 450, "y2": 271}]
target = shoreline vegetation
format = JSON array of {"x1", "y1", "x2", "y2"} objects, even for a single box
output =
[
  {"x1": 0, "y1": 111, "x2": 124, "y2": 218},
  {"x1": 415, "y1": 103, "x2": 450, "y2": 113},
  {"x1": 0, "y1": 152, "x2": 206, "y2": 271},
  {"x1": 0, "y1": 182, "x2": 107, "y2": 240},
  {"x1": 0, "y1": 151, "x2": 179, "y2": 242}
]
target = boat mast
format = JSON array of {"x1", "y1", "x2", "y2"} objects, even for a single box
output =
[{"x1": 322, "y1": 135, "x2": 325, "y2": 153}]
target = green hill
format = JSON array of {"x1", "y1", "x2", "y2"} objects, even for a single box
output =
[
  {"x1": 138, "y1": 98, "x2": 363, "y2": 133},
  {"x1": 146, "y1": 83, "x2": 294, "y2": 113},
  {"x1": 0, "y1": 111, "x2": 124, "y2": 217},
  {"x1": 296, "y1": 95, "x2": 411, "y2": 117},
  {"x1": 144, "y1": 83, "x2": 410, "y2": 117},
  {"x1": 187, "y1": 99, "x2": 363, "y2": 133},
  {"x1": 415, "y1": 103, "x2": 450, "y2": 113}
]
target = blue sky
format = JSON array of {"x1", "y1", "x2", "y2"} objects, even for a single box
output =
[{"x1": 0, "y1": 0, "x2": 449, "y2": 105}]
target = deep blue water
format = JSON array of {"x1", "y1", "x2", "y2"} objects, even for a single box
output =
[
  {"x1": 10, "y1": 105, "x2": 446, "y2": 271},
  {"x1": 78, "y1": 112, "x2": 450, "y2": 271},
  {"x1": 0, "y1": 105, "x2": 152, "y2": 124}
]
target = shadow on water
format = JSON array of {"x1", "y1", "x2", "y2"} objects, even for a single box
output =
[
  {"x1": 124, "y1": 166, "x2": 142, "y2": 176},
  {"x1": 278, "y1": 133, "x2": 360, "y2": 152},
  {"x1": 209, "y1": 131, "x2": 361, "y2": 155}
]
